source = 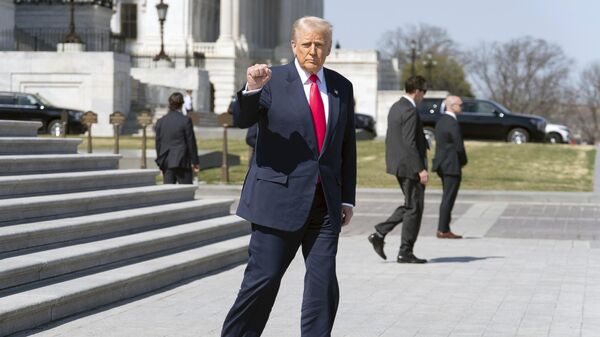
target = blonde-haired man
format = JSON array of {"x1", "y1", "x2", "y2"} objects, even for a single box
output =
[{"x1": 221, "y1": 16, "x2": 356, "y2": 336}]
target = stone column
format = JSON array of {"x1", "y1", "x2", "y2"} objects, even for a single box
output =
[
  {"x1": 278, "y1": 0, "x2": 293, "y2": 45},
  {"x1": 217, "y1": 0, "x2": 232, "y2": 42},
  {"x1": 232, "y1": 0, "x2": 240, "y2": 40},
  {"x1": 0, "y1": 0, "x2": 15, "y2": 50},
  {"x1": 274, "y1": 0, "x2": 294, "y2": 62}
]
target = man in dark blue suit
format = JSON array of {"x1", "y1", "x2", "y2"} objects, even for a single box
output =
[{"x1": 221, "y1": 16, "x2": 356, "y2": 337}]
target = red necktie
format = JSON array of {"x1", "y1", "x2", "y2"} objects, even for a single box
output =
[{"x1": 309, "y1": 74, "x2": 326, "y2": 153}]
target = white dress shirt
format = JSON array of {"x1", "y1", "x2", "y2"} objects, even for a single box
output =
[
  {"x1": 293, "y1": 58, "x2": 329, "y2": 124},
  {"x1": 444, "y1": 111, "x2": 457, "y2": 120},
  {"x1": 402, "y1": 95, "x2": 416, "y2": 108}
]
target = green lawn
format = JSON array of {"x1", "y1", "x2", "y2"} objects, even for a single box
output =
[
  {"x1": 357, "y1": 140, "x2": 595, "y2": 192},
  {"x1": 67, "y1": 136, "x2": 595, "y2": 191}
]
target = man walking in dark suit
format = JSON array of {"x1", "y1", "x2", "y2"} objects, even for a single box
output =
[
  {"x1": 154, "y1": 92, "x2": 199, "y2": 184},
  {"x1": 368, "y1": 76, "x2": 429, "y2": 264},
  {"x1": 432, "y1": 95, "x2": 467, "y2": 239},
  {"x1": 221, "y1": 16, "x2": 356, "y2": 337}
]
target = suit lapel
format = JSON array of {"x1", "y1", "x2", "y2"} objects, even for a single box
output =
[
  {"x1": 284, "y1": 63, "x2": 319, "y2": 156},
  {"x1": 321, "y1": 68, "x2": 339, "y2": 157}
]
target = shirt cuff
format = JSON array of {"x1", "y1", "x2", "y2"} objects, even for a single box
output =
[
  {"x1": 341, "y1": 203, "x2": 355, "y2": 208},
  {"x1": 242, "y1": 83, "x2": 262, "y2": 95}
]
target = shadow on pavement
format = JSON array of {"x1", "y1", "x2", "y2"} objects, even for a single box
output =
[{"x1": 428, "y1": 256, "x2": 504, "y2": 263}]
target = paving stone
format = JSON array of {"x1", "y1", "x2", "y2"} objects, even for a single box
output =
[{"x1": 15, "y1": 184, "x2": 600, "y2": 337}]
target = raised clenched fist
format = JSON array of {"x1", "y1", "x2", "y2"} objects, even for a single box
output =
[{"x1": 246, "y1": 64, "x2": 272, "y2": 90}]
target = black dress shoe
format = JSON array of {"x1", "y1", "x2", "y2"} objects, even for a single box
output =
[
  {"x1": 367, "y1": 233, "x2": 387, "y2": 260},
  {"x1": 397, "y1": 254, "x2": 427, "y2": 264}
]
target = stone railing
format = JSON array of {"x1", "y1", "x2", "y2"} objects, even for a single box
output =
[
  {"x1": 193, "y1": 42, "x2": 216, "y2": 57},
  {"x1": 0, "y1": 28, "x2": 124, "y2": 52},
  {"x1": 14, "y1": 0, "x2": 113, "y2": 7}
]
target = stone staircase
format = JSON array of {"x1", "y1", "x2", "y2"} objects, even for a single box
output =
[{"x1": 0, "y1": 120, "x2": 250, "y2": 336}]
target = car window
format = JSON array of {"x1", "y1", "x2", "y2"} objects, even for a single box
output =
[
  {"x1": 17, "y1": 95, "x2": 37, "y2": 106},
  {"x1": 461, "y1": 101, "x2": 477, "y2": 113},
  {"x1": 461, "y1": 101, "x2": 496, "y2": 116},
  {"x1": 0, "y1": 95, "x2": 15, "y2": 105},
  {"x1": 476, "y1": 102, "x2": 497, "y2": 115}
]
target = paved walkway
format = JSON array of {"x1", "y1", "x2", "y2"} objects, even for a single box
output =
[{"x1": 19, "y1": 186, "x2": 600, "y2": 337}]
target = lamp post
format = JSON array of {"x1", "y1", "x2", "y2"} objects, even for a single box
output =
[
  {"x1": 410, "y1": 39, "x2": 417, "y2": 77},
  {"x1": 63, "y1": 0, "x2": 83, "y2": 44},
  {"x1": 422, "y1": 53, "x2": 437, "y2": 88},
  {"x1": 153, "y1": 0, "x2": 171, "y2": 62}
]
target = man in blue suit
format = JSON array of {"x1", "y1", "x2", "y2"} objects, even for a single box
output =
[{"x1": 221, "y1": 16, "x2": 356, "y2": 337}]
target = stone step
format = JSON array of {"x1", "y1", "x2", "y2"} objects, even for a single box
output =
[
  {"x1": 0, "y1": 185, "x2": 197, "y2": 226},
  {"x1": 0, "y1": 137, "x2": 81, "y2": 155},
  {"x1": 0, "y1": 199, "x2": 234, "y2": 254},
  {"x1": 0, "y1": 235, "x2": 249, "y2": 336},
  {"x1": 0, "y1": 215, "x2": 249, "y2": 290},
  {"x1": 0, "y1": 120, "x2": 42, "y2": 137},
  {"x1": 0, "y1": 169, "x2": 160, "y2": 199},
  {"x1": 0, "y1": 154, "x2": 121, "y2": 176}
]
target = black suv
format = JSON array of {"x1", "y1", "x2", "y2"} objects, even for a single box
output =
[
  {"x1": 418, "y1": 98, "x2": 547, "y2": 144},
  {"x1": 0, "y1": 92, "x2": 86, "y2": 136},
  {"x1": 355, "y1": 112, "x2": 377, "y2": 137}
]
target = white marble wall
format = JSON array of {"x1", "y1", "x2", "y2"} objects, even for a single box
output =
[
  {"x1": 122, "y1": 0, "x2": 192, "y2": 57},
  {"x1": 130, "y1": 67, "x2": 211, "y2": 112},
  {"x1": 325, "y1": 49, "x2": 379, "y2": 120},
  {"x1": 0, "y1": 52, "x2": 131, "y2": 136},
  {"x1": 113, "y1": 0, "x2": 327, "y2": 114}
]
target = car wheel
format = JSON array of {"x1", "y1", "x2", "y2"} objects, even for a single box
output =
[
  {"x1": 548, "y1": 133, "x2": 562, "y2": 144},
  {"x1": 423, "y1": 126, "x2": 435, "y2": 148},
  {"x1": 47, "y1": 120, "x2": 64, "y2": 137},
  {"x1": 507, "y1": 128, "x2": 529, "y2": 144}
]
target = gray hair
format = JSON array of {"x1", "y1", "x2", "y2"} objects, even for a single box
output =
[{"x1": 292, "y1": 16, "x2": 333, "y2": 43}]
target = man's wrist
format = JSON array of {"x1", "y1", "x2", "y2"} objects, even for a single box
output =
[{"x1": 242, "y1": 83, "x2": 262, "y2": 95}]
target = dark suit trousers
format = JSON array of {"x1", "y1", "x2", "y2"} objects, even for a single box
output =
[
  {"x1": 221, "y1": 185, "x2": 339, "y2": 337},
  {"x1": 374, "y1": 176, "x2": 425, "y2": 256},
  {"x1": 438, "y1": 174, "x2": 461, "y2": 233},
  {"x1": 163, "y1": 168, "x2": 193, "y2": 184}
]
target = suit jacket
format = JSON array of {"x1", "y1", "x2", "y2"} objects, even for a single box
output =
[
  {"x1": 385, "y1": 97, "x2": 428, "y2": 178},
  {"x1": 233, "y1": 62, "x2": 357, "y2": 232},
  {"x1": 432, "y1": 114, "x2": 468, "y2": 176},
  {"x1": 154, "y1": 110, "x2": 199, "y2": 170},
  {"x1": 245, "y1": 123, "x2": 258, "y2": 149}
]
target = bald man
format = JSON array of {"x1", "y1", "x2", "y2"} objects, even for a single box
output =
[{"x1": 432, "y1": 95, "x2": 468, "y2": 239}]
